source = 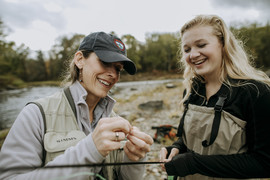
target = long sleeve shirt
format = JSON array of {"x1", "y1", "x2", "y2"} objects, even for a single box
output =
[{"x1": 0, "y1": 81, "x2": 145, "y2": 180}]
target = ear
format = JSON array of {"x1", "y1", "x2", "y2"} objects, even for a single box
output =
[{"x1": 74, "y1": 51, "x2": 84, "y2": 69}]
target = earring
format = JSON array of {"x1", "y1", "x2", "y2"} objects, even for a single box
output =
[{"x1": 79, "y1": 69, "x2": 83, "y2": 82}]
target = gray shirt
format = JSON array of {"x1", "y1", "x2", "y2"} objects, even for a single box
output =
[{"x1": 0, "y1": 81, "x2": 145, "y2": 180}]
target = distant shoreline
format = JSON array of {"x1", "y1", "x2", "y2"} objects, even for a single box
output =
[{"x1": 0, "y1": 72, "x2": 183, "y2": 91}]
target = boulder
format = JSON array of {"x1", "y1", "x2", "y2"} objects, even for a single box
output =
[{"x1": 138, "y1": 100, "x2": 163, "y2": 110}]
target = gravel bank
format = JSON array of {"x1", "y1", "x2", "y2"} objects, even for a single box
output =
[{"x1": 111, "y1": 79, "x2": 184, "y2": 179}]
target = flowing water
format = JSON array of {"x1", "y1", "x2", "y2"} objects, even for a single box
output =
[
  {"x1": 0, "y1": 86, "x2": 60, "y2": 129},
  {"x1": 0, "y1": 79, "x2": 181, "y2": 130}
]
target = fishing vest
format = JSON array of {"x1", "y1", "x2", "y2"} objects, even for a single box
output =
[
  {"x1": 29, "y1": 87, "x2": 123, "y2": 180},
  {"x1": 176, "y1": 94, "x2": 261, "y2": 180}
]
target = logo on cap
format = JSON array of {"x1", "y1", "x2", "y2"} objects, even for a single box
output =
[{"x1": 114, "y1": 39, "x2": 125, "y2": 51}]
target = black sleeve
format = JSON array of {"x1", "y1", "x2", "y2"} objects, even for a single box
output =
[
  {"x1": 165, "y1": 86, "x2": 270, "y2": 178},
  {"x1": 165, "y1": 152, "x2": 269, "y2": 178}
]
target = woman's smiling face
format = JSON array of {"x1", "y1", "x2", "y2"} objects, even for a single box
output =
[
  {"x1": 76, "y1": 52, "x2": 123, "y2": 99},
  {"x1": 182, "y1": 25, "x2": 223, "y2": 81}
]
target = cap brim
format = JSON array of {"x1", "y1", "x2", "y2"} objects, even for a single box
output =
[{"x1": 95, "y1": 50, "x2": 137, "y2": 75}]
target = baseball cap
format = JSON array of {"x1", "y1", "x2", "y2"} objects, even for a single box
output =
[{"x1": 78, "y1": 32, "x2": 136, "y2": 75}]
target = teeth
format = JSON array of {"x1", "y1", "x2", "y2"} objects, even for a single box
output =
[
  {"x1": 98, "y1": 79, "x2": 110, "y2": 86},
  {"x1": 193, "y1": 59, "x2": 206, "y2": 65}
]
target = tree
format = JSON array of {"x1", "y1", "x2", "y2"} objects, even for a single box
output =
[
  {"x1": 121, "y1": 34, "x2": 142, "y2": 71},
  {"x1": 142, "y1": 33, "x2": 178, "y2": 72},
  {"x1": 25, "y1": 51, "x2": 47, "y2": 81},
  {"x1": 232, "y1": 23, "x2": 270, "y2": 70},
  {"x1": 0, "y1": 18, "x2": 9, "y2": 75},
  {"x1": 10, "y1": 44, "x2": 29, "y2": 81},
  {"x1": 48, "y1": 34, "x2": 85, "y2": 80}
]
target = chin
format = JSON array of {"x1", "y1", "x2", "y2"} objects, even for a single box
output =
[
  {"x1": 98, "y1": 92, "x2": 109, "y2": 98},
  {"x1": 195, "y1": 69, "x2": 208, "y2": 76}
]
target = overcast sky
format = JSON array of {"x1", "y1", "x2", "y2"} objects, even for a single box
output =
[{"x1": 0, "y1": 0, "x2": 269, "y2": 52}]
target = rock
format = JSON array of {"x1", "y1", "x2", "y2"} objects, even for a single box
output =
[
  {"x1": 143, "y1": 173, "x2": 158, "y2": 180},
  {"x1": 119, "y1": 111, "x2": 131, "y2": 118},
  {"x1": 134, "y1": 117, "x2": 145, "y2": 123},
  {"x1": 138, "y1": 100, "x2": 163, "y2": 110},
  {"x1": 166, "y1": 83, "x2": 176, "y2": 88}
]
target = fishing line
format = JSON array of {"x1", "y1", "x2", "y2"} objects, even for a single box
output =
[{"x1": 0, "y1": 161, "x2": 165, "y2": 172}]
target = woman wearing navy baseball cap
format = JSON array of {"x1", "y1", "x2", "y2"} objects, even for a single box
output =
[{"x1": 0, "y1": 32, "x2": 153, "y2": 180}]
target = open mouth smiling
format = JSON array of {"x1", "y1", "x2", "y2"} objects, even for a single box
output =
[
  {"x1": 192, "y1": 58, "x2": 207, "y2": 65},
  {"x1": 98, "y1": 78, "x2": 111, "y2": 86}
]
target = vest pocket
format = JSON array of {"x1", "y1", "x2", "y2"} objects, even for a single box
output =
[{"x1": 44, "y1": 130, "x2": 86, "y2": 152}]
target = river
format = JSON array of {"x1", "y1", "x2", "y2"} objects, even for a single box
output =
[{"x1": 0, "y1": 79, "x2": 181, "y2": 130}]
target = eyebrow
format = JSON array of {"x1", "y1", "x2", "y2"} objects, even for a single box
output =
[
  {"x1": 183, "y1": 39, "x2": 206, "y2": 47},
  {"x1": 194, "y1": 39, "x2": 206, "y2": 43}
]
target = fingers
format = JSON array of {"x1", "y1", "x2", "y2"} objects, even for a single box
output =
[
  {"x1": 113, "y1": 131, "x2": 126, "y2": 142},
  {"x1": 124, "y1": 140, "x2": 146, "y2": 161},
  {"x1": 123, "y1": 127, "x2": 154, "y2": 161},
  {"x1": 160, "y1": 147, "x2": 168, "y2": 170},
  {"x1": 160, "y1": 147, "x2": 179, "y2": 170},
  {"x1": 126, "y1": 134, "x2": 151, "y2": 153},
  {"x1": 92, "y1": 117, "x2": 154, "y2": 159},
  {"x1": 98, "y1": 117, "x2": 132, "y2": 134},
  {"x1": 160, "y1": 147, "x2": 168, "y2": 162},
  {"x1": 168, "y1": 148, "x2": 179, "y2": 160},
  {"x1": 98, "y1": 139, "x2": 124, "y2": 156},
  {"x1": 129, "y1": 127, "x2": 154, "y2": 145},
  {"x1": 92, "y1": 117, "x2": 132, "y2": 157}
]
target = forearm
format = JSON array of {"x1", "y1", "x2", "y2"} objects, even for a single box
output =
[
  {"x1": 165, "y1": 151, "x2": 269, "y2": 178},
  {"x1": 10, "y1": 137, "x2": 104, "y2": 180}
]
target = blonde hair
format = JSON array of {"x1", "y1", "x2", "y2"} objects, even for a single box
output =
[{"x1": 179, "y1": 14, "x2": 270, "y2": 110}]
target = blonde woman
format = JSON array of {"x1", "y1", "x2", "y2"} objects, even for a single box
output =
[{"x1": 160, "y1": 15, "x2": 270, "y2": 179}]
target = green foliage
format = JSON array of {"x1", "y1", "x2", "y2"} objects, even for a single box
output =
[
  {"x1": 0, "y1": 128, "x2": 10, "y2": 150},
  {"x1": 231, "y1": 23, "x2": 270, "y2": 70},
  {"x1": 48, "y1": 34, "x2": 84, "y2": 80},
  {"x1": 140, "y1": 33, "x2": 179, "y2": 72},
  {"x1": 0, "y1": 74, "x2": 25, "y2": 89},
  {"x1": 122, "y1": 34, "x2": 142, "y2": 71},
  {"x1": 1, "y1": 16, "x2": 270, "y2": 90}
]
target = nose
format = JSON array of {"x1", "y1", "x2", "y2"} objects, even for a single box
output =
[
  {"x1": 106, "y1": 66, "x2": 119, "y2": 79},
  {"x1": 190, "y1": 49, "x2": 200, "y2": 59}
]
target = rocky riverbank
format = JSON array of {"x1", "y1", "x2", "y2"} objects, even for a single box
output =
[
  {"x1": 111, "y1": 79, "x2": 184, "y2": 179},
  {"x1": 0, "y1": 78, "x2": 184, "y2": 179}
]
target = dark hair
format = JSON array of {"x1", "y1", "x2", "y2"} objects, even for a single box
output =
[{"x1": 62, "y1": 50, "x2": 93, "y2": 86}]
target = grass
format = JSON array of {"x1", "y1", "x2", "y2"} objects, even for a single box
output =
[
  {"x1": 26, "y1": 80, "x2": 61, "y2": 87},
  {"x1": 0, "y1": 129, "x2": 9, "y2": 150}
]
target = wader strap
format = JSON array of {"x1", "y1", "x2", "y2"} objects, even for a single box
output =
[
  {"x1": 202, "y1": 95, "x2": 227, "y2": 147},
  {"x1": 176, "y1": 106, "x2": 188, "y2": 137},
  {"x1": 176, "y1": 94, "x2": 193, "y2": 137},
  {"x1": 26, "y1": 101, "x2": 47, "y2": 166},
  {"x1": 63, "y1": 87, "x2": 77, "y2": 120}
]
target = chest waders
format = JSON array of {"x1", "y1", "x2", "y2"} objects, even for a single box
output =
[
  {"x1": 175, "y1": 93, "x2": 260, "y2": 180},
  {"x1": 28, "y1": 87, "x2": 123, "y2": 180}
]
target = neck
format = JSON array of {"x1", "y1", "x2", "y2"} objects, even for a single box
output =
[
  {"x1": 204, "y1": 77, "x2": 222, "y2": 100},
  {"x1": 85, "y1": 94, "x2": 101, "y2": 123}
]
